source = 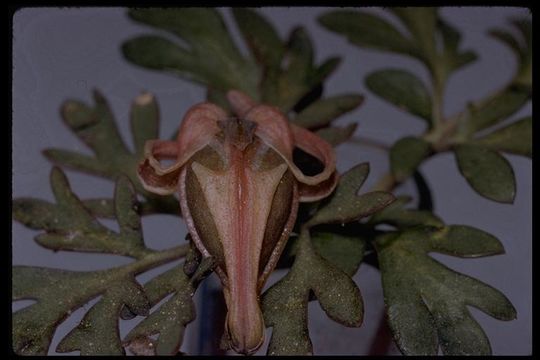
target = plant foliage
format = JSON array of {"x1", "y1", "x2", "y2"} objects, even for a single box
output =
[{"x1": 12, "y1": 7, "x2": 529, "y2": 356}]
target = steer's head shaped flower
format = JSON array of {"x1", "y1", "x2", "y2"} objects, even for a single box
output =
[{"x1": 137, "y1": 90, "x2": 338, "y2": 355}]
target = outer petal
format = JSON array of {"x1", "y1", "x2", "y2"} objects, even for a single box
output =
[
  {"x1": 243, "y1": 102, "x2": 338, "y2": 201},
  {"x1": 137, "y1": 103, "x2": 227, "y2": 195}
]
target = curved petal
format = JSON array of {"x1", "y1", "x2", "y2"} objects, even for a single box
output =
[
  {"x1": 227, "y1": 89, "x2": 258, "y2": 118},
  {"x1": 244, "y1": 105, "x2": 337, "y2": 190},
  {"x1": 298, "y1": 171, "x2": 339, "y2": 202},
  {"x1": 290, "y1": 123, "x2": 337, "y2": 185},
  {"x1": 137, "y1": 102, "x2": 227, "y2": 195},
  {"x1": 244, "y1": 104, "x2": 295, "y2": 160}
]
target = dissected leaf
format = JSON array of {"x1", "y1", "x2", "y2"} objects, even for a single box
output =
[
  {"x1": 473, "y1": 116, "x2": 531, "y2": 157},
  {"x1": 12, "y1": 168, "x2": 150, "y2": 258},
  {"x1": 232, "y1": 7, "x2": 284, "y2": 69},
  {"x1": 375, "y1": 227, "x2": 515, "y2": 355},
  {"x1": 437, "y1": 18, "x2": 478, "y2": 73},
  {"x1": 12, "y1": 267, "x2": 147, "y2": 355},
  {"x1": 42, "y1": 90, "x2": 179, "y2": 214},
  {"x1": 124, "y1": 8, "x2": 258, "y2": 96},
  {"x1": 369, "y1": 196, "x2": 443, "y2": 229},
  {"x1": 307, "y1": 163, "x2": 395, "y2": 227},
  {"x1": 124, "y1": 266, "x2": 194, "y2": 355},
  {"x1": 316, "y1": 123, "x2": 358, "y2": 146},
  {"x1": 464, "y1": 86, "x2": 530, "y2": 134},
  {"x1": 318, "y1": 10, "x2": 419, "y2": 58},
  {"x1": 489, "y1": 17, "x2": 531, "y2": 89},
  {"x1": 262, "y1": 231, "x2": 363, "y2": 355},
  {"x1": 311, "y1": 232, "x2": 366, "y2": 276},
  {"x1": 390, "y1": 7, "x2": 437, "y2": 61},
  {"x1": 390, "y1": 137, "x2": 432, "y2": 182},
  {"x1": 366, "y1": 69, "x2": 432, "y2": 123},
  {"x1": 292, "y1": 94, "x2": 364, "y2": 129},
  {"x1": 56, "y1": 279, "x2": 149, "y2": 355},
  {"x1": 454, "y1": 144, "x2": 516, "y2": 204}
]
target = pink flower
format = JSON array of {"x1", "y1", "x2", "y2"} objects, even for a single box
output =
[{"x1": 138, "y1": 90, "x2": 338, "y2": 354}]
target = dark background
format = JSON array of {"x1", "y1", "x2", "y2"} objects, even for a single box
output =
[{"x1": 12, "y1": 7, "x2": 531, "y2": 355}]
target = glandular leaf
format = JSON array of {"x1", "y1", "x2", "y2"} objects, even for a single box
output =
[
  {"x1": 307, "y1": 163, "x2": 395, "y2": 227},
  {"x1": 375, "y1": 227, "x2": 516, "y2": 355},
  {"x1": 262, "y1": 230, "x2": 363, "y2": 355}
]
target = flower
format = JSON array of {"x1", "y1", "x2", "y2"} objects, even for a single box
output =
[{"x1": 137, "y1": 90, "x2": 338, "y2": 354}]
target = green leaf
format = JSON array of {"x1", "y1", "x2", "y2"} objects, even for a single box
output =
[
  {"x1": 454, "y1": 144, "x2": 516, "y2": 204},
  {"x1": 390, "y1": 7, "x2": 437, "y2": 61},
  {"x1": 123, "y1": 266, "x2": 195, "y2": 355},
  {"x1": 437, "y1": 18, "x2": 478, "y2": 73},
  {"x1": 316, "y1": 123, "x2": 358, "y2": 146},
  {"x1": 125, "y1": 8, "x2": 258, "y2": 96},
  {"x1": 369, "y1": 195, "x2": 444, "y2": 229},
  {"x1": 307, "y1": 163, "x2": 395, "y2": 227},
  {"x1": 12, "y1": 266, "x2": 149, "y2": 355},
  {"x1": 130, "y1": 92, "x2": 159, "y2": 157},
  {"x1": 429, "y1": 225, "x2": 505, "y2": 258},
  {"x1": 292, "y1": 94, "x2": 364, "y2": 129},
  {"x1": 318, "y1": 10, "x2": 418, "y2": 58},
  {"x1": 232, "y1": 8, "x2": 284, "y2": 69},
  {"x1": 375, "y1": 227, "x2": 515, "y2": 355},
  {"x1": 13, "y1": 168, "x2": 150, "y2": 258},
  {"x1": 390, "y1": 136, "x2": 432, "y2": 182},
  {"x1": 489, "y1": 17, "x2": 531, "y2": 89},
  {"x1": 42, "y1": 90, "x2": 179, "y2": 215},
  {"x1": 56, "y1": 278, "x2": 149, "y2": 355},
  {"x1": 464, "y1": 87, "x2": 530, "y2": 135},
  {"x1": 366, "y1": 69, "x2": 432, "y2": 122},
  {"x1": 311, "y1": 232, "x2": 366, "y2": 276},
  {"x1": 473, "y1": 116, "x2": 531, "y2": 157},
  {"x1": 262, "y1": 231, "x2": 363, "y2": 355}
]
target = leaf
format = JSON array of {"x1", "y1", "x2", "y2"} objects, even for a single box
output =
[
  {"x1": 12, "y1": 266, "x2": 149, "y2": 355},
  {"x1": 316, "y1": 123, "x2": 358, "y2": 146},
  {"x1": 437, "y1": 18, "x2": 478, "y2": 73},
  {"x1": 56, "y1": 279, "x2": 149, "y2": 355},
  {"x1": 232, "y1": 8, "x2": 284, "y2": 69},
  {"x1": 390, "y1": 136, "x2": 432, "y2": 182},
  {"x1": 369, "y1": 196, "x2": 443, "y2": 229},
  {"x1": 489, "y1": 17, "x2": 531, "y2": 89},
  {"x1": 42, "y1": 90, "x2": 179, "y2": 215},
  {"x1": 311, "y1": 232, "x2": 366, "y2": 276},
  {"x1": 292, "y1": 94, "x2": 364, "y2": 129},
  {"x1": 123, "y1": 266, "x2": 193, "y2": 355},
  {"x1": 262, "y1": 231, "x2": 363, "y2": 355},
  {"x1": 473, "y1": 116, "x2": 531, "y2": 157},
  {"x1": 375, "y1": 227, "x2": 515, "y2": 355},
  {"x1": 124, "y1": 8, "x2": 258, "y2": 96},
  {"x1": 12, "y1": 168, "x2": 150, "y2": 258},
  {"x1": 307, "y1": 163, "x2": 395, "y2": 227},
  {"x1": 464, "y1": 86, "x2": 530, "y2": 134},
  {"x1": 454, "y1": 144, "x2": 516, "y2": 204},
  {"x1": 366, "y1": 69, "x2": 432, "y2": 122},
  {"x1": 318, "y1": 10, "x2": 419, "y2": 58},
  {"x1": 389, "y1": 7, "x2": 437, "y2": 61}
]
